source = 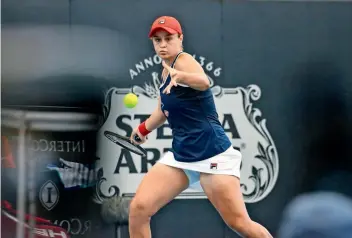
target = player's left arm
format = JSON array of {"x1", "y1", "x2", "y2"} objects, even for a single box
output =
[{"x1": 174, "y1": 53, "x2": 210, "y2": 91}]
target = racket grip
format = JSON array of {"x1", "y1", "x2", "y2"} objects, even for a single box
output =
[{"x1": 134, "y1": 134, "x2": 142, "y2": 142}]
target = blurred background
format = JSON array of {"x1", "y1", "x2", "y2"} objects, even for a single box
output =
[{"x1": 1, "y1": 0, "x2": 352, "y2": 237}]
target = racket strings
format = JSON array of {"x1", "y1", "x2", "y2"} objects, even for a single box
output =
[{"x1": 104, "y1": 131, "x2": 147, "y2": 156}]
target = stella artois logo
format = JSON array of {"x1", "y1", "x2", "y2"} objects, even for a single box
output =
[{"x1": 93, "y1": 53, "x2": 279, "y2": 204}]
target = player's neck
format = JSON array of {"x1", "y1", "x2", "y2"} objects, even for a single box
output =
[
  {"x1": 164, "y1": 51, "x2": 182, "y2": 66},
  {"x1": 164, "y1": 59, "x2": 172, "y2": 66}
]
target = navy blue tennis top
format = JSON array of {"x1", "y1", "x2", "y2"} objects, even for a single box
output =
[{"x1": 159, "y1": 52, "x2": 232, "y2": 162}]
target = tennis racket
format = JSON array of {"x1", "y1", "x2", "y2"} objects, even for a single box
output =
[{"x1": 104, "y1": 131, "x2": 147, "y2": 157}]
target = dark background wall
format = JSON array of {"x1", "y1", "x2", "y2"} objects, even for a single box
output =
[{"x1": 2, "y1": 0, "x2": 352, "y2": 237}]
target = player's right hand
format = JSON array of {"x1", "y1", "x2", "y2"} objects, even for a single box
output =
[
  {"x1": 162, "y1": 60, "x2": 179, "y2": 94},
  {"x1": 130, "y1": 127, "x2": 147, "y2": 145}
]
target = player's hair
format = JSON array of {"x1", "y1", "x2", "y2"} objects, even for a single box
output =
[{"x1": 178, "y1": 34, "x2": 184, "y2": 50}]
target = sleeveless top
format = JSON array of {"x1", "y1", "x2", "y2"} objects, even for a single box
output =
[{"x1": 159, "y1": 51, "x2": 232, "y2": 162}]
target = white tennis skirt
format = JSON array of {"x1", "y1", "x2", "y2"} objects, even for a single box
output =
[{"x1": 158, "y1": 146, "x2": 242, "y2": 186}]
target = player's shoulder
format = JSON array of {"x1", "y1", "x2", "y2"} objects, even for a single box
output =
[
  {"x1": 178, "y1": 52, "x2": 195, "y2": 62},
  {"x1": 174, "y1": 52, "x2": 202, "y2": 71}
]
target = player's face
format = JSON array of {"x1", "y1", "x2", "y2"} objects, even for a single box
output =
[{"x1": 151, "y1": 31, "x2": 183, "y2": 59}]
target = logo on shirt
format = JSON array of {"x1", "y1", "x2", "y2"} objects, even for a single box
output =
[{"x1": 94, "y1": 53, "x2": 279, "y2": 204}]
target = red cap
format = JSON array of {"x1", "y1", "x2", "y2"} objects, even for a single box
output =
[{"x1": 148, "y1": 16, "x2": 182, "y2": 38}]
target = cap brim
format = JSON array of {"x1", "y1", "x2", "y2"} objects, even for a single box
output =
[{"x1": 148, "y1": 26, "x2": 178, "y2": 37}]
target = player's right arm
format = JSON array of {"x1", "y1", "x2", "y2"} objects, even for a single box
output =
[{"x1": 130, "y1": 96, "x2": 166, "y2": 144}]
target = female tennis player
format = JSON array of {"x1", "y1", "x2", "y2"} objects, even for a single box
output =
[{"x1": 129, "y1": 16, "x2": 272, "y2": 238}]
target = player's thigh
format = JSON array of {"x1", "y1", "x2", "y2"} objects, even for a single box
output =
[
  {"x1": 200, "y1": 174, "x2": 250, "y2": 223},
  {"x1": 130, "y1": 162, "x2": 189, "y2": 216}
]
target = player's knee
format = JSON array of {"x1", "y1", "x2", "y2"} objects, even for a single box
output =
[{"x1": 129, "y1": 197, "x2": 155, "y2": 219}]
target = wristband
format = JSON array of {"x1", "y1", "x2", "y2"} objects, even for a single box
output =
[{"x1": 138, "y1": 121, "x2": 151, "y2": 136}]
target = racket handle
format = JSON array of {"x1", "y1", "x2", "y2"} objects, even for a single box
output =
[{"x1": 134, "y1": 134, "x2": 142, "y2": 142}]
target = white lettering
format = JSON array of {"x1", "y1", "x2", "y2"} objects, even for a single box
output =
[
  {"x1": 48, "y1": 230, "x2": 67, "y2": 238},
  {"x1": 199, "y1": 56, "x2": 205, "y2": 66},
  {"x1": 56, "y1": 141, "x2": 63, "y2": 152},
  {"x1": 129, "y1": 53, "x2": 224, "y2": 81},
  {"x1": 82, "y1": 140, "x2": 85, "y2": 153},
  {"x1": 206, "y1": 61, "x2": 214, "y2": 71},
  {"x1": 70, "y1": 218, "x2": 81, "y2": 235},
  {"x1": 40, "y1": 139, "x2": 49, "y2": 151},
  {"x1": 214, "y1": 67, "x2": 222, "y2": 77},
  {"x1": 34, "y1": 228, "x2": 48, "y2": 236},
  {"x1": 64, "y1": 141, "x2": 71, "y2": 152},
  {"x1": 31, "y1": 140, "x2": 86, "y2": 153},
  {"x1": 49, "y1": 141, "x2": 55, "y2": 151},
  {"x1": 144, "y1": 57, "x2": 154, "y2": 68},
  {"x1": 52, "y1": 219, "x2": 91, "y2": 235},
  {"x1": 58, "y1": 220, "x2": 70, "y2": 233},
  {"x1": 34, "y1": 228, "x2": 67, "y2": 238},
  {"x1": 130, "y1": 69, "x2": 138, "y2": 80},
  {"x1": 32, "y1": 140, "x2": 40, "y2": 151},
  {"x1": 135, "y1": 62, "x2": 145, "y2": 73},
  {"x1": 72, "y1": 141, "x2": 80, "y2": 152},
  {"x1": 153, "y1": 54, "x2": 162, "y2": 64}
]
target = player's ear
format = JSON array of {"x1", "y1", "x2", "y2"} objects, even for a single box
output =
[{"x1": 179, "y1": 34, "x2": 184, "y2": 50}]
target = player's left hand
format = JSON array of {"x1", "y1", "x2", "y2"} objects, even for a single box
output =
[{"x1": 162, "y1": 60, "x2": 180, "y2": 94}]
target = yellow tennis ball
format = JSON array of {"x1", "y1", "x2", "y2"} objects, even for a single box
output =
[{"x1": 123, "y1": 93, "x2": 138, "y2": 108}]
